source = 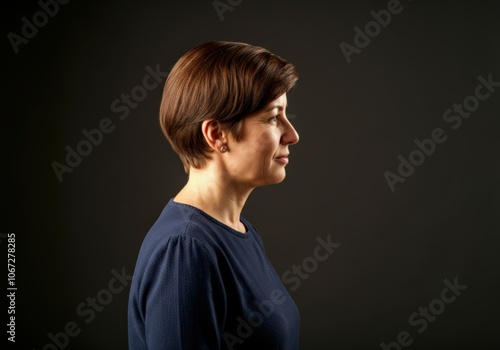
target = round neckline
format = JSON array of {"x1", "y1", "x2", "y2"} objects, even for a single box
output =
[{"x1": 169, "y1": 198, "x2": 252, "y2": 238}]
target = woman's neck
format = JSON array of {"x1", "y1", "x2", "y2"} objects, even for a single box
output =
[{"x1": 173, "y1": 167, "x2": 252, "y2": 233}]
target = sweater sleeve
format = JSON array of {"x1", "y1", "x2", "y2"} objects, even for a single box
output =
[{"x1": 141, "y1": 235, "x2": 226, "y2": 349}]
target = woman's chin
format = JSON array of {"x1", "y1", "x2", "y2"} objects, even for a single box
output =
[
  {"x1": 246, "y1": 168, "x2": 287, "y2": 188},
  {"x1": 265, "y1": 170, "x2": 287, "y2": 185}
]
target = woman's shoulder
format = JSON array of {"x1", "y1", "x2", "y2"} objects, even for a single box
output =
[
  {"x1": 138, "y1": 199, "x2": 264, "y2": 260},
  {"x1": 143, "y1": 200, "x2": 212, "y2": 247},
  {"x1": 134, "y1": 208, "x2": 219, "y2": 273}
]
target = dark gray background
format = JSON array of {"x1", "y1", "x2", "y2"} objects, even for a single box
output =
[{"x1": 3, "y1": 0, "x2": 499, "y2": 349}]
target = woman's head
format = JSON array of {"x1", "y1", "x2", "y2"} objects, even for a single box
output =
[{"x1": 160, "y1": 41, "x2": 299, "y2": 175}]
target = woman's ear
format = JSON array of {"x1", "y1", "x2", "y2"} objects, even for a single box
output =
[{"x1": 201, "y1": 120, "x2": 228, "y2": 153}]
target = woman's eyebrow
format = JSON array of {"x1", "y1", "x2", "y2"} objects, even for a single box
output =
[{"x1": 264, "y1": 104, "x2": 287, "y2": 112}]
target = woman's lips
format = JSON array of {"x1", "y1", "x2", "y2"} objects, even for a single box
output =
[{"x1": 275, "y1": 156, "x2": 289, "y2": 164}]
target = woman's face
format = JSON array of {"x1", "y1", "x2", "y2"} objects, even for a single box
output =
[{"x1": 225, "y1": 93, "x2": 299, "y2": 187}]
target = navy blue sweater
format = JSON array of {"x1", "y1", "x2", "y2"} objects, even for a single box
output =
[{"x1": 128, "y1": 199, "x2": 300, "y2": 349}]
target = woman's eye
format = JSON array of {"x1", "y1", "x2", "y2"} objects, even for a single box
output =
[{"x1": 268, "y1": 116, "x2": 278, "y2": 122}]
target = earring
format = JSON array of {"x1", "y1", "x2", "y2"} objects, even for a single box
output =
[{"x1": 220, "y1": 145, "x2": 227, "y2": 153}]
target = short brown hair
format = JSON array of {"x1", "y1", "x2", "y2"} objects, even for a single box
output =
[{"x1": 159, "y1": 41, "x2": 298, "y2": 173}]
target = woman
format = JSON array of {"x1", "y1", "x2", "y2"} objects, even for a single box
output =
[{"x1": 128, "y1": 41, "x2": 300, "y2": 349}]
